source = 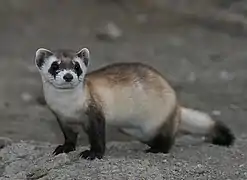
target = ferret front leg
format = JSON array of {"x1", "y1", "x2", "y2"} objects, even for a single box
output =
[
  {"x1": 53, "y1": 115, "x2": 78, "y2": 155},
  {"x1": 80, "y1": 104, "x2": 106, "y2": 160}
]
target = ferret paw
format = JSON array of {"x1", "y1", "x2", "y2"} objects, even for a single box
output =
[
  {"x1": 53, "y1": 143, "x2": 75, "y2": 155},
  {"x1": 79, "y1": 150, "x2": 103, "y2": 160},
  {"x1": 145, "y1": 148, "x2": 161, "y2": 153},
  {"x1": 144, "y1": 147, "x2": 169, "y2": 154}
]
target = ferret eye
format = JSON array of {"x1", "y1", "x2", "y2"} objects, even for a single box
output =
[
  {"x1": 74, "y1": 62, "x2": 80, "y2": 70},
  {"x1": 51, "y1": 62, "x2": 59, "y2": 71},
  {"x1": 74, "y1": 62, "x2": 82, "y2": 76}
]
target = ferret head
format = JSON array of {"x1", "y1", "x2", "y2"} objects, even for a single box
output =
[{"x1": 35, "y1": 48, "x2": 89, "y2": 89}]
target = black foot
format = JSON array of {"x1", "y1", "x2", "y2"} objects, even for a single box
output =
[
  {"x1": 145, "y1": 147, "x2": 168, "y2": 154},
  {"x1": 53, "y1": 143, "x2": 75, "y2": 155},
  {"x1": 143, "y1": 133, "x2": 174, "y2": 154},
  {"x1": 79, "y1": 150, "x2": 103, "y2": 160}
]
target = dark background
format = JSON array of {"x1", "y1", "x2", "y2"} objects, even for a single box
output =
[{"x1": 0, "y1": 0, "x2": 246, "y2": 146}]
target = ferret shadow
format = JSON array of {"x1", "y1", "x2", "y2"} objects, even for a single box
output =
[{"x1": 77, "y1": 131, "x2": 208, "y2": 160}]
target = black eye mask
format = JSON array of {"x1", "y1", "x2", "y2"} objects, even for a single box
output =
[
  {"x1": 74, "y1": 62, "x2": 83, "y2": 77},
  {"x1": 48, "y1": 61, "x2": 60, "y2": 78},
  {"x1": 48, "y1": 60, "x2": 83, "y2": 79}
]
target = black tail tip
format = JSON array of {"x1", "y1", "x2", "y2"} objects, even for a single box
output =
[{"x1": 210, "y1": 121, "x2": 235, "y2": 147}]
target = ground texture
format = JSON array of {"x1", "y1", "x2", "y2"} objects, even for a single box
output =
[
  {"x1": 1, "y1": 137, "x2": 247, "y2": 180},
  {"x1": 0, "y1": 0, "x2": 247, "y2": 179}
]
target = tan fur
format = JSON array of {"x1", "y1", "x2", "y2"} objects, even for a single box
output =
[
  {"x1": 82, "y1": 62, "x2": 225, "y2": 144},
  {"x1": 82, "y1": 62, "x2": 178, "y2": 141}
]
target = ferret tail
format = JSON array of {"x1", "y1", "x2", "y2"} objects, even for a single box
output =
[{"x1": 179, "y1": 107, "x2": 235, "y2": 146}]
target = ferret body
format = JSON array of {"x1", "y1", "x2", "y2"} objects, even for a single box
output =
[{"x1": 35, "y1": 48, "x2": 234, "y2": 160}]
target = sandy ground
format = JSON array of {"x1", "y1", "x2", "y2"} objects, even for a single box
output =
[
  {"x1": 1, "y1": 137, "x2": 247, "y2": 180},
  {"x1": 0, "y1": 0, "x2": 247, "y2": 179}
]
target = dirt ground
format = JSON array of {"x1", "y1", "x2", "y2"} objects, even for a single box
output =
[
  {"x1": 0, "y1": 0, "x2": 246, "y2": 147},
  {"x1": 1, "y1": 0, "x2": 247, "y2": 179},
  {"x1": 1, "y1": 139, "x2": 247, "y2": 180}
]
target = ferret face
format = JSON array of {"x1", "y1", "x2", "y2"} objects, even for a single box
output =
[{"x1": 35, "y1": 48, "x2": 90, "y2": 89}]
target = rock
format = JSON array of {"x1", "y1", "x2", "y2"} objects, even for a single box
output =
[
  {"x1": 96, "y1": 22, "x2": 122, "y2": 41},
  {"x1": 195, "y1": 164, "x2": 206, "y2": 174},
  {"x1": 212, "y1": 110, "x2": 221, "y2": 116},
  {"x1": 219, "y1": 70, "x2": 234, "y2": 81},
  {"x1": 21, "y1": 92, "x2": 33, "y2": 102},
  {"x1": 136, "y1": 14, "x2": 148, "y2": 24},
  {"x1": 186, "y1": 72, "x2": 196, "y2": 82},
  {"x1": 26, "y1": 168, "x2": 49, "y2": 180},
  {"x1": 0, "y1": 137, "x2": 12, "y2": 149}
]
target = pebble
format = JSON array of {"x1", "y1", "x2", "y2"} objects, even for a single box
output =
[
  {"x1": 219, "y1": 70, "x2": 234, "y2": 81},
  {"x1": 0, "y1": 137, "x2": 12, "y2": 149},
  {"x1": 21, "y1": 92, "x2": 33, "y2": 102},
  {"x1": 136, "y1": 14, "x2": 148, "y2": 24},
  {"x1": 239, "y1": 164, "x2": 245, "y2": 168},
  {"x1": 96, "y1": 22, "x2": 122, "y2": 41},
  {"x1": 26, "y1": 168, "x2": 48, "y2": 180},
  {"x1": 186, "y1": 72, "x2": 196, "y2": 82},
  {"x1": 212, "y1": 110, "x2": 221, "y2": 116}
]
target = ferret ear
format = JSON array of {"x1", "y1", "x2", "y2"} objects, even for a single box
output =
[
  {"x1": 76, "y1": 48, "x2": 90, "y2": 67},
  {"x1": 35, "y1": 48, "x2": 53, "y2": 70}
]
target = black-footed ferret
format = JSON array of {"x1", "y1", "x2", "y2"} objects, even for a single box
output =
[{"x1": 34, "y1": 48, "x2": 234, "y2": 160}]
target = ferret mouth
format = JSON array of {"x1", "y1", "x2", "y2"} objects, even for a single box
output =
[
  {"x1": 55, "y1": 86, "x2": 75, "y2": 90},
  {"x1": 49, "y1": 81, "x2": 79, "y2": 90},
  {"x1": 55, "y1": 83, "x2": 78, "y2": 89}
]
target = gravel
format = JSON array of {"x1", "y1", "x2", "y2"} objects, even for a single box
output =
[{"x1": 0, "y1": 136, "x2": 247, "y2": 180}]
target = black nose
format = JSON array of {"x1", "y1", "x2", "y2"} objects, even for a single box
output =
[{"x1": 63, "y1": 73, "x2": 73, "y2": 82}]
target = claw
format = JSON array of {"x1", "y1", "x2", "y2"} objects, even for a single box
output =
[
  {"x1": 53, "y1": 143, "x2": 75, "y2": 155},
  {"x1": 79, "y1": 150, "x2": 103, "y2": 160}
]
